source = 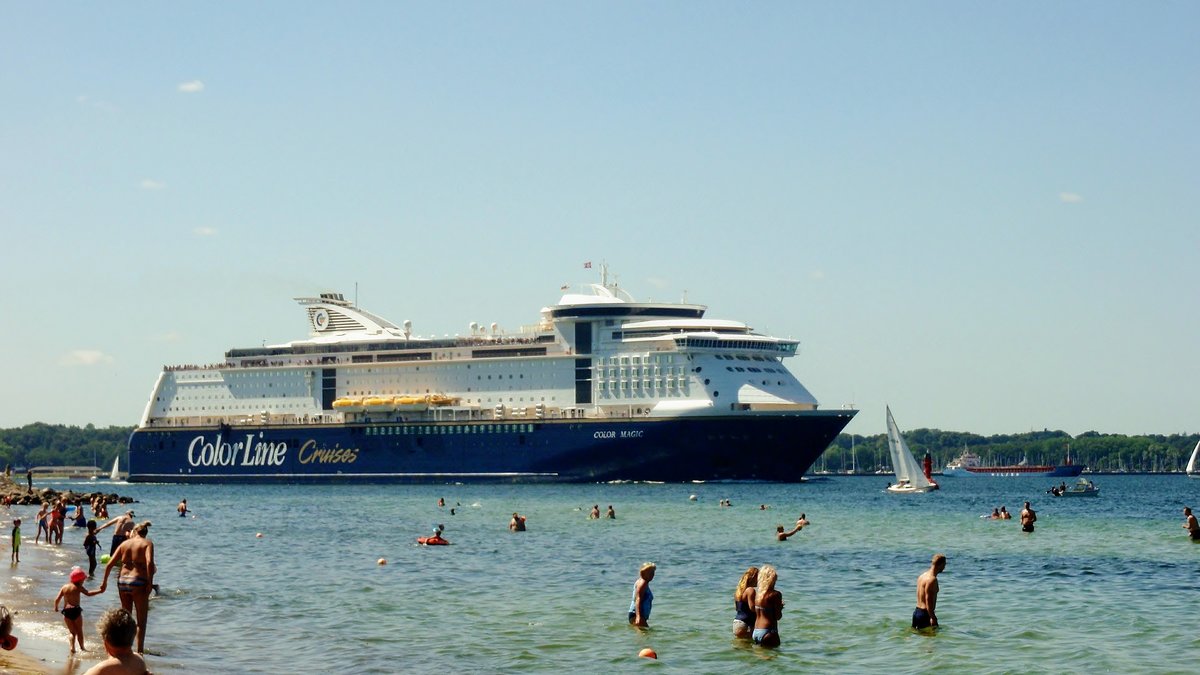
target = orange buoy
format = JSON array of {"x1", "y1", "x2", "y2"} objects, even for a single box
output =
[
  {"x1": 638, "y1": 648, "x2": 657, "y2": 659},
  {"x1": 377, "y1": 558, "x2": 387, "y2": 565}
]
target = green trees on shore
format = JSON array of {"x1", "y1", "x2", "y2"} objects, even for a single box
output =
[
  {"x1": 0, "y1": 423, "x2": 1196, "y2": 473},
  {"x1": 826, "y1": 428, "x2": 1200, "y2": 473},
  {"x1": 0, "y1": 423, "x2": 131, "y2": 470}
]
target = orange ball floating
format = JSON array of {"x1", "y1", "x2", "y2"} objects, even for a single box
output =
[
  {"x1": 377, "y1": 558, "x2": 387, "y2": 565},
  {"x1": 638, "y1": 648, "x2": 657, "y2": 659}
]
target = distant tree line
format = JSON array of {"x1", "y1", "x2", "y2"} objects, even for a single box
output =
[
  {"x1": 0, "y1": 423, "x2": 132, "y2": 470},
  {"x1": 824, "y1": 429, "x2": 1200, "y2": 473}
]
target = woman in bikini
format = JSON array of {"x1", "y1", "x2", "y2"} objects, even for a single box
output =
[
  {"x1": 99, "y1": 521, "x2": 155, "y2": 654},
  {"x1": 753, "y1": 564, "x2": 783, "y2": 648},
  {"x1": 732, "y1": 566, "x2": 758, "y2": 639}
]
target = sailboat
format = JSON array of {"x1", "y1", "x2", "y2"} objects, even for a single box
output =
[
  {"x1": 1187, "y1": 439, "x2": 1199, "y2": 479},
  {"x1": 110, "y1": 456, "x2": 121, "y2": 482},
  {"x1": 885, "y1": 407, "x2": 938, "y2": 494}
]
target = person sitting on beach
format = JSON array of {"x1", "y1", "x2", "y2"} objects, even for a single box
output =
[
  {"x1": 0, "y1": 606, "x2": 17, "y2": 651},
  {"x1": 732, "y1": 566, "x2": 758, "y2": 639},
  {"x1": 509, "y1": 513, "x2": 526, "y2": 532},
  {"x1": 55, "y1": 566, "x2": 103, "y2": 654},
  {"x1": 628, "y1": 562, "x2": 655, "y2": 628},
  {"x1": 752, "y1": 564, "x2": 783, "y2": 647},
  {"x1": 1183, "y1": 507, "x2": 1200, "y2": 541},
  {"x1": 99, "y1": 521, "x2": 155, "y2": 655},
  {"x1": 81, "y1": 608, "x2": 148, "y2": 675}
]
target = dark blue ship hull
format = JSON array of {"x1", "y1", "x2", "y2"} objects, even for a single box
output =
[{"x1": 127, "y1": 411, "x2": 855, "y2": 483}]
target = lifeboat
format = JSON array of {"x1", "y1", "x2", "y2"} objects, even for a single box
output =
[
  {"x1": 395, "y1": 395, "x2": 429, "y2": 411},
  {"x1": 428, "y1": 394, "x2": 461, "y2": 406},
  {"x1": 332, "y1": 397, "x2": 364, "y2": 412},
  {"x1": 363, "y1": 396, "x2": 391, "y2": 409}
]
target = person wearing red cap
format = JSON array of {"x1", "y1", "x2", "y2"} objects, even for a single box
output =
[{"x1": 54, "y1": 566, "x2": 103, "y2": 654}]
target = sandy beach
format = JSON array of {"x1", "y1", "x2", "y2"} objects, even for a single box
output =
[{"x1": 2, "y1": 502, "x2": 115, "y2": 675}]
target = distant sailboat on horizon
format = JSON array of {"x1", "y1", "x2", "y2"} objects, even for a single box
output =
[
  {"x1": 885, "y1": 406, "x2": 938, "y2": 494},
  {"x1": 1187, "y1": 439, "x2": 1199, "y2": 479}
]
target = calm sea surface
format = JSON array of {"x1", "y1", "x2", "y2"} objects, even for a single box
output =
[{"x1": 5, "y1": 475, "x2": 1199, "y2": 673}]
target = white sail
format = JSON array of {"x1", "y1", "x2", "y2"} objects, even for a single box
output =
[
  {"x1": 886, "y1": 407, "x2": 934, "y2": 491},
  {"x1": 110, "y1": 456, "x2": 120, "y2": 481},
  {"x1": 1187, "y1": 439, "x2": 1199, "y2": 477}
]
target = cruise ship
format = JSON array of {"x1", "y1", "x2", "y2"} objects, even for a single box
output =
[{"x1": 127, "y1": 272, "x2": 855, "y2": 483}]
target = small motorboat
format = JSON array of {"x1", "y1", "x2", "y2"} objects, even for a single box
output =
[{"x1": 1053, "y1": 477, "x2": 1100, "y2": 497}]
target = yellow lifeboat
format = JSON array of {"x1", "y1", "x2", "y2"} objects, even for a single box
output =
[
  {"x1": 395, "y1": 395, "x2": 429, "y2": 411},
  {"x1": 428, "y1": 394, "x2": 460, "y2": 406},
  {"x1": 363, "y1": 397, "x2": 391, "y2": 409},
  {"x1": 332, "y1": 397, "x2": 363, "y2": 412}
]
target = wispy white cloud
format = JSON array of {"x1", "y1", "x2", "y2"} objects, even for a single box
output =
[
  {"x1": 1059, "y1": 192, "x2": 1084, "y2": 204},
  {"x1": 76, "y1": 94, "x2": 119, "y2": 113},
  {"x1": 177, "y1": 80, "x2": 205, "y2": 93},
  {"x1": 59, "y1": 350, "x2": 115, "y2": 367},
  {"x1": 140, "y1": 179, "x2": 166, "y2": 190},
  {"x1": 194, "y1": 226, "x2": 218, "y2": 237}
]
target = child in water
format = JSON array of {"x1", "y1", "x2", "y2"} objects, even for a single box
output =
[
  {"x1": 83, "y1": 521, "x2": 99, "y2": 578},
  {"x1": 54, "y1": 567, "x2": 102, "y2": 653},
  {"x1": 10, "y1": 519, "x2": 19, "y2": 563}
]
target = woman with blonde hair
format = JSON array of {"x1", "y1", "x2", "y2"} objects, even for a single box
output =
[
  {"x1": 753, "y1": 564, "x2": 783, "y2": 647},
  {"x1": 99, "y1": 521, "x2": 155, "y2": 654},
  {"x1": 732, "y1": 567, "x2": 758, "y2": 638},
  {"x1": 627, "y1": 562, "x2": 656, "y2": 627}
]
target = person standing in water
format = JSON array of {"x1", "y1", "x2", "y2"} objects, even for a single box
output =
[
  {"x1": 1183, "y1": 507, "x2": 1200, "y2": 541},
  {"x1": 177, "y1": 499, "x2": 189, "y2": 517},
  {"x1": 628, "y1": 562, "x2": 655, "y2": 627},
  {"x1": 912, "y1": 553, "x2": 947, "y2": 631},
  {"x1": 752, "y1": 564, "x2": 783, "y2": 647},
  {"x1": 10, "y1": 519, "x2": 19, "y2": 563},
  {"x1": 95, "y1": 511, "x2": 135, "y2": 556},
  {"x1": 83, "y1": 520, "x2": 100, "y2": 578},
  {"x1": 605, "y1": 505, "x2": 616, "y2": 519},
  {"x1": 1020, "y1": 502, "x2": 1037, "y2": 533},
  {"x1": 732, "y1": 566, "x2": 758, "y2": 639},
  {"x1": 99, "y1": 521, "x2": 154, "y2": 654},
  {"x1": 509, "y1": 513, "x2": 526, "y2": 531},
  {"x1": 54, "y1": 566, "x2": 102, "y2": 654}
]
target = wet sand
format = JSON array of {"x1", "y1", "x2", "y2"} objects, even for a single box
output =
[{"x1": 2, "y1": 504, "x2": 114, "y2": 675}]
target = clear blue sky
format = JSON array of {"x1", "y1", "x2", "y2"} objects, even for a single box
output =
[{"x1": 1, "y1": 3, "x2": 1196, "y2": 436}]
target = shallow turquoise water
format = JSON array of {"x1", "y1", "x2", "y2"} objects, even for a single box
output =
[{"x1": 9, "y1": 475, "x2": 1200, "y2": 673}]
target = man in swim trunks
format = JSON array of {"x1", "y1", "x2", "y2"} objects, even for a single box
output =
[
  {"x1": 1020, "y1": 502, "x2": 1037, "y2": 533},
  {"x1": 99, "y1": 521, "x2": 155, "y2": 654},
  {"x1": 1183, "y1": 507, "x2": 1200, "y2": 541},
  {"x1": 913, "y1": 553, "x2": 946, "y2": 630},
  {"x1": 95, "y1": 511, "x2": 136, "y2": 556}
]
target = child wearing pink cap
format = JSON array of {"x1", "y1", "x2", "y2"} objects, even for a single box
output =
[{"x1": 54, "y1": 566, "x2": 103, "y2": 653}]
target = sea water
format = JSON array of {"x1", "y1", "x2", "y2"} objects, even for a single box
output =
[{"x1": 4, "y1": 475, "x2": 1199, "y2": 674}]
